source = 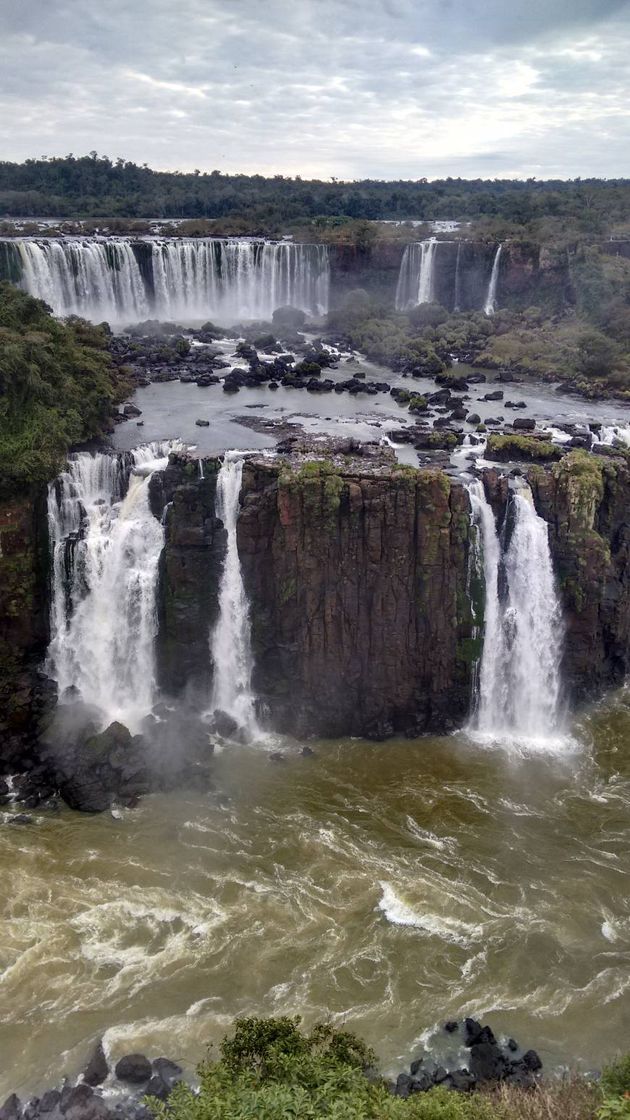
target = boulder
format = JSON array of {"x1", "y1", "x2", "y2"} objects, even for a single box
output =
[
  {"x1": 0, "y1": 1097, "x2": 22, "y2": 1120},
  {"x1": 272, "y1": 306, "x2": 307, "y2": 330},
  {"x1": 195, "y1": 419, "x2": 210, "y2": 427},
  {"x1": 448, "y1": 1070, "x2": 476, "y2": 1092},
  {"x1": 469, "y1": 1042, "x2": 507, "y2": 1083},
  {"x1": 210, "y1": 710, "x2": 239, "y2": 739},
  {"x1": 394, "y1": 1073, "x2": 413, "y2": 1099},
  {"x1": 114, "y1": 1054, "x2": 152, "y2": 1084},
  {"x1": 83, "y1": 1041, "x2": 109, "y2": 1087},
  {"x1": 513, "y1": 417, "x2": 536, "y2": 431}
]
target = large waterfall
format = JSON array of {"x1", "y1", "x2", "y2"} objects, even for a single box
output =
[
  {"x1": 467, "y1": 479, "x2": 565, "y2": 747},
  {"x1": 47, "y1": 443, "x2": 174, "y2": 732},
  {"x1": 209, "y1": 452, "x2": 259, "y2": 738},
  {"x1": 4, "y1": 237, "x2": 330, "y2": 323},
  {"x1": 483, "y1": 244, "x2": 502, "y2": 315},
  {"x1": 395, "y1": 238, "x2": 438, "y2": 309}
]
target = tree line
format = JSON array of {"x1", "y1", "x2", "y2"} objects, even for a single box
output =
[{"x1": 1, "y1": 154, "x2": 630, "y2": 233}]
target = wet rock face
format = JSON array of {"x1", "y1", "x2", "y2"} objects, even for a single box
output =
[
  {"x1": 237, "y1": 459, "x2": 476, "y2": 737},
  {"x1": 151, "y1": 456, "x2": 226, "y2": 695},
  {"x1": 530, "y1": 453, "x2": 630, "y2": 701}
]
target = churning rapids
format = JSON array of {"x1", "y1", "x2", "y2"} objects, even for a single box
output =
[{"x1": 3, "y1": 702, "x2": 630, "y2": 1096}]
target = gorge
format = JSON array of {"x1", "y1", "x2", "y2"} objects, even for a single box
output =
[{"x1": 2, "y1": 226, "x2": 630, "y2": 1105}]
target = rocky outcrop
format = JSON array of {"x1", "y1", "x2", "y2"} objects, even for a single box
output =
[
  {"x1": 237, "y1": 455, "x2": 476, "y2": 737},
  {"x1": 530, "y1": 451, "x2": 630, "y2": 700},
  {"x1": 150, "y1": 455, "x2": 226, "y2": 695}
]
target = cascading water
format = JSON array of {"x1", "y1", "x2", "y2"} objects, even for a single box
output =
[
  {"x1": 47, "y1": 442, "x2": 176, "y2": 732},
  {"x1": 395, "y1": 238, "x2": 438, "y2": 309},
  {"x1": 467, "y1": 478, "x2": 566, "y2": 747},
  {"x1": 453, "y1": 242, "x2": 462, "y2": 312},
  {"x1": 483, "y1": 244, "x2": 502, "y2": 315},
  {"x1": 209, "y1": 452, "x2": 258, "y2": 738},
  {"x1": 3, "y1": 237, "x2": 330, "y2": 323}
]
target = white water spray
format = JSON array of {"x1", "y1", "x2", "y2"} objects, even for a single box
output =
[
  {"x1": 483, "y1": 245, "x2": 502, "y2": 316},
  {"x1": 209, "y1": 453, "x2": 258, "y2": 737},
  {"x1": 453, "y1": 242, "x2": 462, "y2": 312},
  {"x1": 395, "y1": 239, "x2": 438, "y2": 309},
  {"x1": 467, "y1": 479, "x2": 566, "y2": 748},
  {"x1": 47, "y1": 443, "x2": 176, "y2": 731},
  {"x1": 6, "y1": 237, "x2": 330, "y2": 323}
]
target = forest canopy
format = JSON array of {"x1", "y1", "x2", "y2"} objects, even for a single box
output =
[
  {"x1": 1, "y1": 154, "x2": 630, "y2": 237},
  {"x1": 0, "y1": 283, "x2": 127, "y2": 491}
]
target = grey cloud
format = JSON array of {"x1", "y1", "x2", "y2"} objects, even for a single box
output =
[{"x1": 1, "y1": 0, "x2": 630, "y2": 178}]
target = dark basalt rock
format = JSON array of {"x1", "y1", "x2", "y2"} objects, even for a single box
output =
[
  {"x1": 395, "y1": 1019, "x2": 541, "y2": 1096},
  {"x1": 82, "y1": 1041, "x2": 109, "y2": 1087},
  {"x1": 0, "y1": 1096, "x2": 22, "y2": 1120},
  {"x1": 513, "y1": 417, "x2": 536, "y2": 431},
  {"x1": 40, "y1": 718, "x2": 150, "y2": 813},
  {"x1": 114, "y1": 1054, "x2": 152, "y2": 1084},
  {"x1": 210, "y1": 709, "x2": 239, "y2": 739},
  {"x1": 469, "y1": 1042, "x2": 507, "y2": 1083}
]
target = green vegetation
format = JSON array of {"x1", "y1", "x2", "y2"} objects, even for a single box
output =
[
  {"x1": 5, "y1": 156, "x2": 630, "y2": 237},
  {"x1": 149, "y1": 1017, "x2": 495, "y2": 1120},
  {"x1": 486, "y1": 435, "x2": 563, "y2": 463},
  {"x1": 146, "y1": 1016, "x2": 630, "y2": 1120},
  {"x1": 0, "y1": 282, "x2": 127, "y2": 492}
]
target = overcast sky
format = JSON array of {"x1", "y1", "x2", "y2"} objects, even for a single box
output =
[{"x1": 2, "y1": 0, "x2": 630, "y2": 180}]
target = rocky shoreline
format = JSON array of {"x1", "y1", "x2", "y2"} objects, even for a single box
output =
[{"x1": 0, "y1": 1018, "x2": 545, "y2": 1120}]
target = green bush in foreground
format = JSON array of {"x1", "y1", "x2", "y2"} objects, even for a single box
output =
[
  {"x1": 149, "y1": 1017, "x2": 497, "y2": 1120},
  {"x1": 145, "y1": 1016, "x2": 630, "y2": 1119}
]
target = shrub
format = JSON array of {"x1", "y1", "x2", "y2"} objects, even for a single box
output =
[
  {"x1": 602, "y1": 1056, "x2": 630, "y2": 1099},
  {"x1": 149, "y1": 1018, "x2": 499, "y2": 1120}
]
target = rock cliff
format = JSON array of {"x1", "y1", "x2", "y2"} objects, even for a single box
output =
[{"x1": 237, "y1": 455, "x2": 476, "y2": 737}]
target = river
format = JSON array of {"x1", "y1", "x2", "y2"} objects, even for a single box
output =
[{"x1": 2, "y1": 693, "x2": 630, "y2": 1096}]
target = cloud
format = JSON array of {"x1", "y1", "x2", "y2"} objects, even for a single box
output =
[{"x1": 0, "y1": 0, "x2": 630, "y2": 178}]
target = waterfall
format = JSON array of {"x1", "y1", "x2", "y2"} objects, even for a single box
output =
[
  {"x1": 467, "y1": 479, "x2": 565, "y2": 747},
  {"x1": 483, "y1": 244, "x2": 502, "y2": 316},
  {"x1": 16, "y1": 239, "x2": 150, "y2": 322},
  {"x1": 47, "y1": 442, "x2": 175, "y2": 732},
  {"x1": 3, "y1": 238, "x2": 330, "y2": 324},
  {"x1": 209, "y1": 452, "x2": 258, "y2": 738},
  {"x1": 395, "y1": 238, "x2": 438, "y2": 310},
  {"x1": 453, "y1": 242, "x2": 462, "y2": 312}
]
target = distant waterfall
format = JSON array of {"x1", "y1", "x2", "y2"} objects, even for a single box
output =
[
  {"x1": 395, "y1": 238, "x2": 438, "y2": 309},
  {"x1": 209, "y1": 452, "x2": 258, "y2": 738},
  {"x1": 47, "y1": 443, "x2": 175, "y2": 732},
  {"x1": 483, "y1": 245, "x2": 502, "y2": 315},
  {"x1": 467, "y1": 479, "x2": 565, "y2": 746},
  {"x1": 453, "y1": 242, "x2": 462, "y2": 312},
  {"x1": 4, "y1": 237, "x2": 330, "y2": 324}
]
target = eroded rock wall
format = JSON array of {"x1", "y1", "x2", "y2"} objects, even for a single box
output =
[
  {"x1": 150, "y1": 456, "x2": 226, "y2": 696},
  {"x1": 237, "y1": 460, "x2": 476, "y2": 737},
  {"x1": 530, "y1": 453, "x2": 630, "y2": 700}
]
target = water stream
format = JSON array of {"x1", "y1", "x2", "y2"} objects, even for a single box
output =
[
  {"x1": 395, "y1": 239, "x2": 439, "y2": 309},
  {"x1": 467, "y1": 480, "x2": 565, "y2": 748},
  {"x1": 47, "y1": 444, "x2": 175, "y2": 732},
  {"x1": 209, "y1": 453, "x2": 259, "y2": 738},
  {"x1": 483, "y1": 244, "x2": 503, "y2": 315}
]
